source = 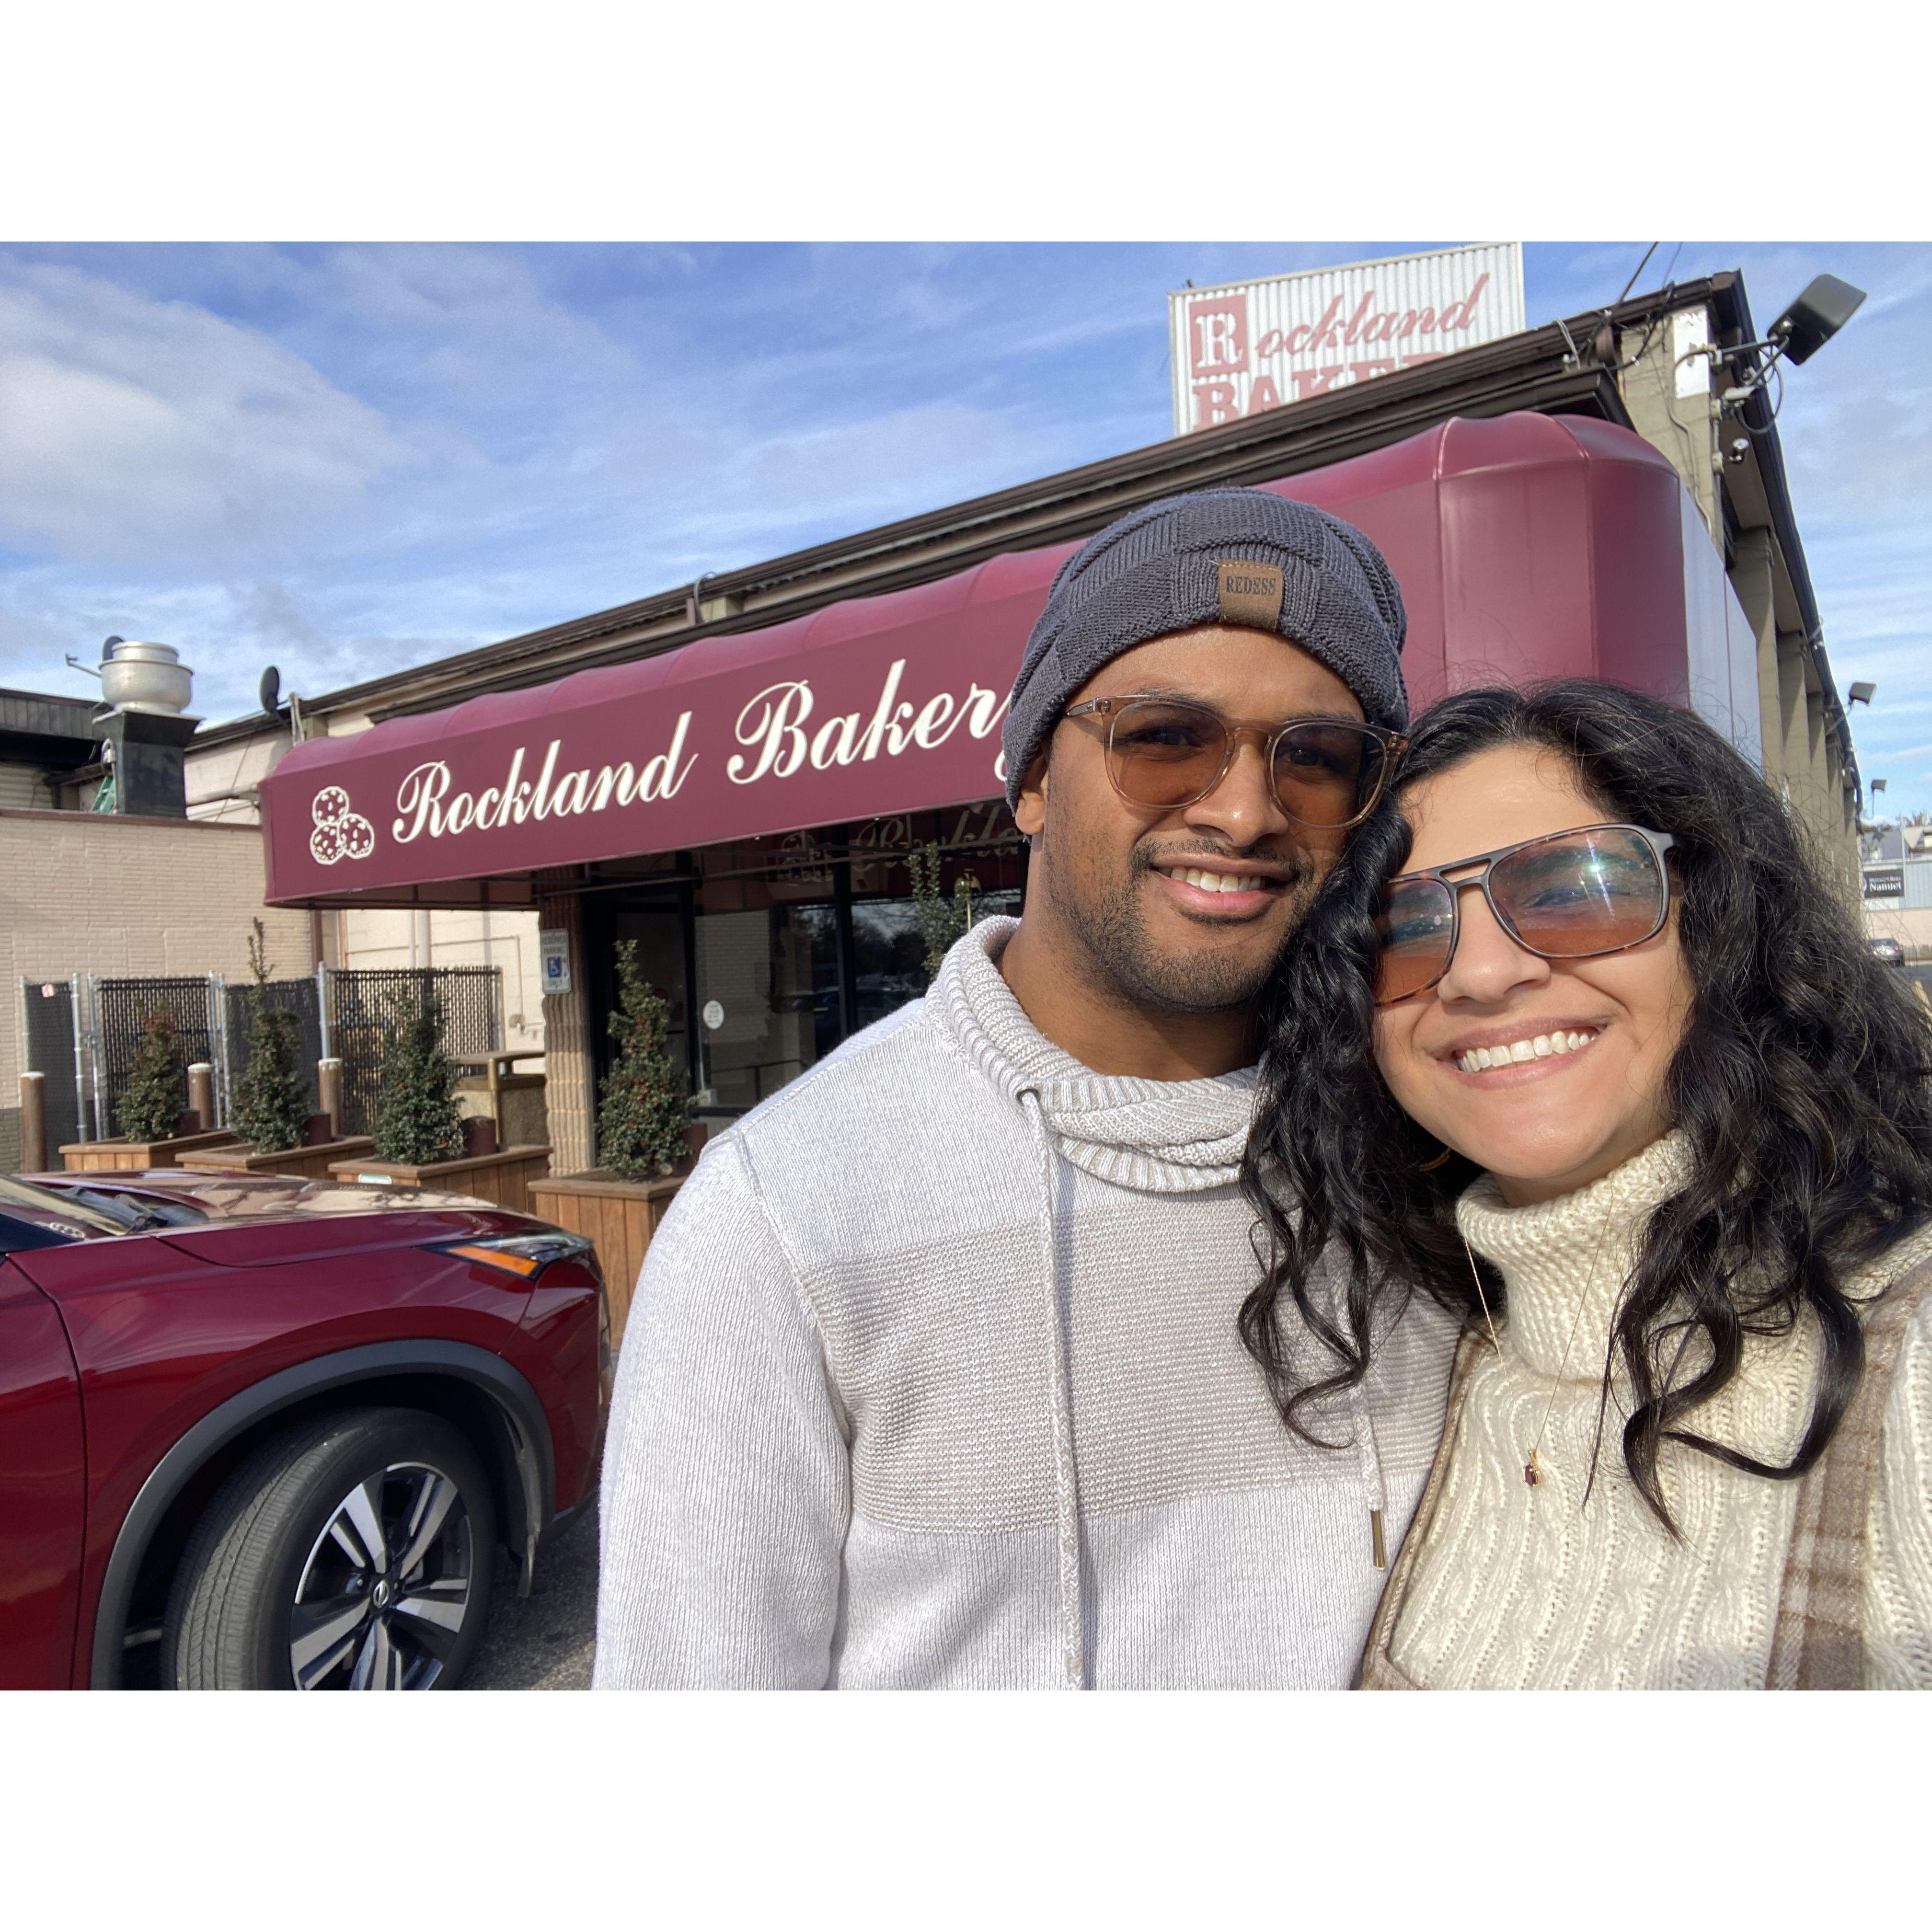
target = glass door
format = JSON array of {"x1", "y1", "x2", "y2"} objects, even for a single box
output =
[{"x1": 692, "y1": 903, "x2": 842, "y2": 1112}]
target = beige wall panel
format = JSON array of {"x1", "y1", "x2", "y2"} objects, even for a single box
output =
[
  {"x1": 0, "y1": 812, "x2": 314, "y2": 1096},
  {"x1": 185, "y1": 726, "x2": 293, "y2": 824},
  {"x1": 335, "y1": 906, "x2": 543, "y2": 1053}
]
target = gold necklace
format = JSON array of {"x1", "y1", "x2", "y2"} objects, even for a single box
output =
[{"x1": 1460, "y1": 1197, "x2": 1617, "y2": 1489}]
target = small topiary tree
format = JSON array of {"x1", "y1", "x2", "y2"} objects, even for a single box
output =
[
  {"x1": 907, "y1": 840, "x2": 980, "y2": 983},
  {"x1": 231, "y1": 920, "x2": 309, "y2": 1153},
  {"x1": 597, "y1": 939, "x2": 690, "y2": 1180},
  {"x1": 118, "y1": 1008, "x2": 187, "y2": 1144},
  {"x1": 370, "y1": 985, "x2": 466, "y2": 1167}
]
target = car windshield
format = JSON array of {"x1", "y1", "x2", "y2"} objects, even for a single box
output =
[
  {"x1": 0, "y1": 1174, "x2": 132, "y2": 1237},
  {"x1": 0, "y1": 1175, "x2": 208, "y2": 1236}
]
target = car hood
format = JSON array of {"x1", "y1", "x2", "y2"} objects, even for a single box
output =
[
  {"x1": 19, "y1": 1172, "x2": 542, "y2": 1269},
  {"x1": 27, "y1": 1169, "x2": 506, "y2": 1224}
]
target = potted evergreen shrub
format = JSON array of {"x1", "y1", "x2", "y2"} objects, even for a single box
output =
[
  {"x1": 597, "y1": 941, "x2": 692, "y2": 1180},
  {"x1": 231, "y1": 922, "x2": 308, "y2": 1156},
  {"x1": 62, "y1": 1006, "x2": 236, "y2": 1172},
  {"x1": 529, "y1": 939, "x2": 698, "y2": 1345},
  {"x1": 328, "y1": 982, "x2": 550, "y2": 1210},
  {"x1": 371, "y1": 985, "x2": 467, "y2": 1167},
  {"x1": 180, "y1": 922, "x2": 377, "y2": 1180}
]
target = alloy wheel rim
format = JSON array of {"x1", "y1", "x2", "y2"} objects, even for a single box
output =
[{"x1": 289, "y1": 1460, "x2": 474, "y2": 1690}]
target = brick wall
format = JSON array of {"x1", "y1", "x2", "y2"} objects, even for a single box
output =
[{"x1": 0, "y1": 809, "x2": 314, "y2": 1166}]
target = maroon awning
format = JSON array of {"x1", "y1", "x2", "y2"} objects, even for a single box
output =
[{"x1": 263, "y1": 412, "x2": 1750, "y2": 907}]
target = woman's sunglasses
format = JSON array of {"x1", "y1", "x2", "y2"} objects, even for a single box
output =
[
  {"x1": 1375, "y1": 823, "x2": 1677, "y2": 1006},
  {"x1": 1061, "y1": 695, "x2": 1405, "y2": 830}
]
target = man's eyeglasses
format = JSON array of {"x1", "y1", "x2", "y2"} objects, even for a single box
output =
[
  {"x1": 1374, "y1": 823, "x2": 1678, "y2": 1006},
  {"x1": 1061, "y1": 695, "x2": 1405, "y2": 830}
]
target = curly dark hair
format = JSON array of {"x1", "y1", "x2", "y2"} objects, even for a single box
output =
[{"x1": 1240, "y1": 678, "x2": 1932, "y2": 1529}]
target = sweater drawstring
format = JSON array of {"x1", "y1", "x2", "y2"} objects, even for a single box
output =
[
  {"x1": 1346, "y1": 1379, "x2": 1389, "y2": 1570},
  {"x1": 1020, "y1": 1087, "x2": 1087, "y2": 1689}
]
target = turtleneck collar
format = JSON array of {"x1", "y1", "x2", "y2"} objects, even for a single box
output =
[
  {"x1": 928, "y1": 915, "x2": 1258, "y2": 1194},
  {"x1": 1455, "y1": 1130, "x2": 1692, "y2": 1381}
]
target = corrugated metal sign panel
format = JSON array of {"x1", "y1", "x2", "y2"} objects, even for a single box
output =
[
  {"x1": 1168, "y1": 242, "x2": 1526, "y2": 436},
  {"x1": 1863, "y1": 859, "x2": 1932, "y2": 908}
]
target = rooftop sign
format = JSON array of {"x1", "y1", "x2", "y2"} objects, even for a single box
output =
[{"x1": 1170, "y1": 243, "x2": 1526, "y2": 436}]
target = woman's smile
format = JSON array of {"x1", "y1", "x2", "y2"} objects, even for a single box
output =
[{"x1": 1442, "y1": 1022, "x2": 1602, "y2": 1079}]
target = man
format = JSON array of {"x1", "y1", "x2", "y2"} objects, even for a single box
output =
[{"x1": 595, "y1": 488, "x2": 1460, "y2": 1689}]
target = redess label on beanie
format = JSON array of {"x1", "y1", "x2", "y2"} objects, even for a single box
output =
[{"x1": 1217, "y1": 560, "x2": 1285, "y2": 630}]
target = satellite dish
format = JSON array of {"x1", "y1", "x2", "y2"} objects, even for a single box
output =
[{"x1": 259, "y1": 666, "x2": 282, "y2": 714}]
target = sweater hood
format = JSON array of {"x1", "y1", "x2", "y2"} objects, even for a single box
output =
[{"x1": 930, "y1": 916, "x2": 1259, "y2": 1195}]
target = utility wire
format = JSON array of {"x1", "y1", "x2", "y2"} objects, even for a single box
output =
[{"x1": 1615, "y1": 242, "x2": 1659, "y2": 308}]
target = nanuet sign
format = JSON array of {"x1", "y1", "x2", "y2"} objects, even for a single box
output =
[
  {"x1": 1169, "y1": 243, "x2": 1526, "y2": 436},
  {"x1": 260, "y1": 554, "x2": 1061, "y2": 904}
]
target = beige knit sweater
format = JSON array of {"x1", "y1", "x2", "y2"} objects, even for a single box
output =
[{"x1": 1380, "y1": 1132, "x2": 1932, "y2": 1690}]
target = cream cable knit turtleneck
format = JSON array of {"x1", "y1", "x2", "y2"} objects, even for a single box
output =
[{"x1": 1380, "y1": 1132, "x2": 1932, "y2": 1689}]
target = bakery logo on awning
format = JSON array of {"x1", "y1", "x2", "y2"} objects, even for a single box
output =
[
  {"x1": 306, "y1": 657, "x2": 1012, "y2": 862},
  {"x1": 309, "y1": 786, "x2": 376, "y2": 865},
  {"x1": 1170, "y1": 244, "x2": 1526, "y2": 435}
]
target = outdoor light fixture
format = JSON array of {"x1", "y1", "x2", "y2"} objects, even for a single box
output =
[
  {"x1": 1873, "y1": 778, "x2": 1888, "y2": 794},
  {"x1": 1702, "y1": 273, "x2": 1867, "y2": 413},
  {"x1": 1769, "y1": 275, "x2": 1867, "y2": 365},
  {"x1": 1849, "y1": 681, "x2": 1877, "y2": 705}
]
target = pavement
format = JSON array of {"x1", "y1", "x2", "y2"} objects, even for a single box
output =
[{"x1": 466, "y1": 1497, "x2": 599, "y2": 1690}]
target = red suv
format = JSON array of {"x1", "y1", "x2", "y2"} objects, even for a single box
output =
[{"x1": 1, "y1": 1167, "x2": 608, "y2": 1690}]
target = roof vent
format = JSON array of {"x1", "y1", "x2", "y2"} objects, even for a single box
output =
[{"x1": 99, "y1": 638, "x2": 195, "y2": 716}]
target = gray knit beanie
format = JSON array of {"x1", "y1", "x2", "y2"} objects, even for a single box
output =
[{"x1": 1001, "y1": 487, "x2": 1408, "y2": 810}]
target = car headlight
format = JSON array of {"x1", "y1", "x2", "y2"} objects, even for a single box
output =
[{"x1": 437, "y1": 1230, "x2": 597, "y2": 1280}]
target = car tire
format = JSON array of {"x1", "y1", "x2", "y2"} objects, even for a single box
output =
[{"x1": 163, "y1": 1407, "x2": 496, "y2": 1690}]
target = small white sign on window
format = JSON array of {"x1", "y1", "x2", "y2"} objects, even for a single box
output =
[{"x1": 540, "y1": 928, "x2": 572, "y2": 998}]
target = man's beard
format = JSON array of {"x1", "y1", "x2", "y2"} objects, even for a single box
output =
[{"x1": 1050, "y1": 837, "x2": 1319, "y2": 1017}]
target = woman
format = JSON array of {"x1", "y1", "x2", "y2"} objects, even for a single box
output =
[{"x1": 1242, "y1": 679, "x2": 1932, "y2": 1689}]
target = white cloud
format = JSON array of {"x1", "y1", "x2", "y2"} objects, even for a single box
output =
[{"x1": 0, "y1": 259, "x2": 415, "y2": 565}]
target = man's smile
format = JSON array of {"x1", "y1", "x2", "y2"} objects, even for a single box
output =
[{"x1": 1143, "y1": 850, "x2": 1302, "y2": 921}]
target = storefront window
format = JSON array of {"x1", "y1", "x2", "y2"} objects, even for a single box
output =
[
  {"x1": 586, "y1": 802, "x2": 1026, "y2": 1123},
  {"x1": 608, "y1": 907, "x2": 690, "y2": 1080}
]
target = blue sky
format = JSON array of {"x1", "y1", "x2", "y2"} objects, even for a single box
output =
[{"x1": 1, "y1": 241, "x2": 1926, "y2": 814}]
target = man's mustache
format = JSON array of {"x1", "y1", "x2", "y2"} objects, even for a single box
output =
[{"x1": 1129, "y1": 840, "x2": 1316, "y2": 889}]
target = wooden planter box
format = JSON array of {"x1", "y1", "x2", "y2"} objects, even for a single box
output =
[
  {"x1": 326, "y1": 1144, "x2": 552, "y2": 1215},
  {"x1": 61, "y1": 1130, "x2": 238, "y2": 1172},
  {"x1": 526, "y1": 1171, "x2": 686, "y2": 1346},
  {"x1": 178, "y1": 1136, "x2": 376, "y2": 1182}
]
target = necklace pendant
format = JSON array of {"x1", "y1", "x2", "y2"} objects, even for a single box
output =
[{"x1": 1524, "y1": 1453, "x2": 1541, "y2": 1489}]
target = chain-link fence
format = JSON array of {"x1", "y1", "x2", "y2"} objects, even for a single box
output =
[
  {"x1": 323, "y1": 967, "x2": 501, "y2": 1137},
  {"x1": 12, "y1": 978, "x2": 81, "y2": 1166},
  {"x1": 89, "y1": 976, "x2": 221, "y2": 1137},
  {"x1": 17, "y1": 965, "x2": 500, "y2": 1148}
]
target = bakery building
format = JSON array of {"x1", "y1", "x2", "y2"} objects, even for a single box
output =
[{"x1": 226, "y1": 269, "x2": 1863, "y2": 1174}]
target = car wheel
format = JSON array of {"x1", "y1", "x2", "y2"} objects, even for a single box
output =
[{"x1": 164, "y1": 1407, "x2": 496, "y2": 1690}]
